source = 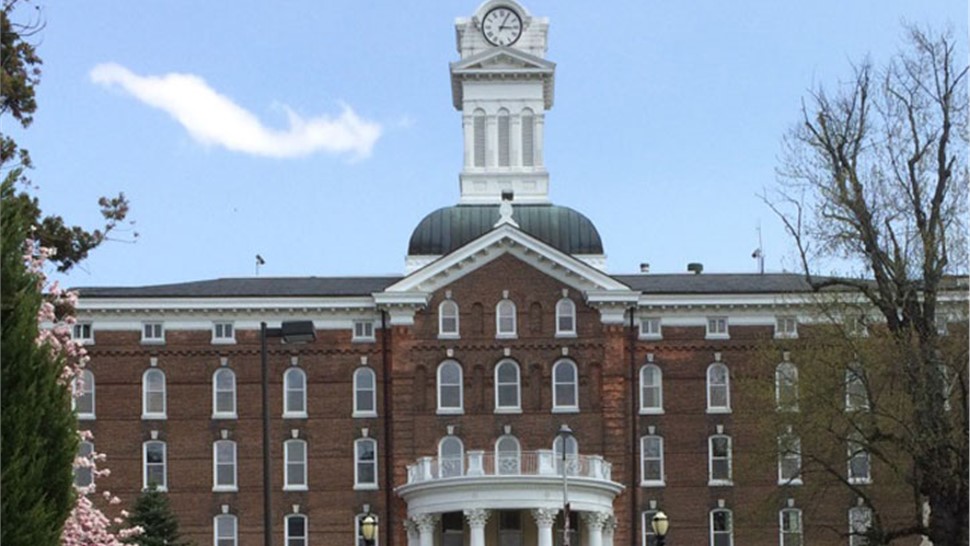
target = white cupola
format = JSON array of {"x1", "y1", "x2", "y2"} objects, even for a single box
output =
[{"x1": 450, "y1": 1, "x2": 554, "y2": 205}]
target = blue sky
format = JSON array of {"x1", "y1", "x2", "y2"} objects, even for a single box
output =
[{"x1": 11, "y1": 1, "x2": 966, "y2": 287}]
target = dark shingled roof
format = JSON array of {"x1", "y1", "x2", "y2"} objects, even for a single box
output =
[
  {"x1": 75, "y1": 277, "x2": 401, "y2": 298},
  {"x1": 408, "y1": 204, "x2": 604, "y2": 256},
  {"x1": 613, "y1": 273, "x2": 819, "y2": 294}
]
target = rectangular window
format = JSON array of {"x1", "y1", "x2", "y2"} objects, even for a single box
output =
[
  {"x1": 355, "y1": 439, "x2": 378, "y2": 489},
  {"x1": 215, "y1": 514, "x2": 237, "y2": 546},
  {"x1": 72, "y1": 322, "x2": 94, "y2": 343},
  {"x1": 286, "y1": 515, "x2": 308, "y2": 546},
  {"x1": 845, "y1": 366, "x2": 869, "y2": 411},
  {"x1": 847, "y1": 434, "x2": 871, "y2": 484},
  {"x1": 709, "y1": 435, "x2": 732, "y2": 485},
  {"x1": 706, "y1": 317, "x2": 729, "y2": 339},
  {"x1": 213, "y1": 441, "x2": 237, "y2": 491},
  {"x1": 75, "y1": 441, "x2": 94, "y2": 488},
  {"x1": 353, "y1": 320, "x2": 375, "y2": 341},
  {"x1": 142, "y1": 322, "x2": 164, "y2": 343},
  {"x1": 849, "y1": 506, "x2": 872, "y2": 546},
  {"x1": 780, "y1": 508, "x2": 803, "y2": 546},
  {"x1": 639, "y1": 317, "x2": 662, "y2": 339},
  {"x1": 212, "y1": 322, "x2": 235, "y2": 343},
  {"x1": 711, "y1": 509, "x2": 733, "y2": 546},
  {"x1": 778, "y1": 432, "x2": 802, "y2": 485},
  {"x1": 284, "y1": 440, "x2": 307, "y2": 490},
  {"x1": 640, "y1": 436, "x2": 664, "y2": 485},
  {"x1": 473, "y1": 115, "x2": 486, "y2": 167},
  {"x1": 521, "y1": 113, "x2": 534, "y2": 167},
  {"x1": 775, "y1": 316, "x2": 798, "y2": 338},
  {"x1": 143, "y1": 440, "x2": 167, "y2": 490}
]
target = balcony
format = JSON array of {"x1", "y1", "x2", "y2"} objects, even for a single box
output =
[{"x1": 406, "y1": 450, "x2": 612, "y2": 484}]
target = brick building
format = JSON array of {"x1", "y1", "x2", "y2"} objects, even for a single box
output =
[{"x1": 71, "y1": 2, "x2": 957, "y2": 546}]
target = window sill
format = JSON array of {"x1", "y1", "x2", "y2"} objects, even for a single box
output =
[
  {"x1": 848, "y1": 478, "x2": 872, "y2": 485},
  {"x1": 142, "y1": 414, "x2": 167, "y2": 420},
  {"x1": 352, "y1": 338, "x2": 376, "y2": 344},
  {"x1": 437, "y1": 333, "x2": 460, "y2": 340},
  {"x1": 554, "y1": 332, "x2": 577, "y2": 339},
  {"x1": 353, "y1": 484, "x2": 379, "y2": 491},
  {"x1": 495, "y1": 333, "x2": 518, "y2": 340},
  {"x1": 211, "y1": 339, "x2": 237, "y2": 345},
  {"x1": 640, "y1": 480, "x2": 666, "y2": 487},
  {"x1": 708, "y1": 480, "x2": 734, "y2": 487},
  {"x1": 353, "y1": 411, "x2": 378, "y2": 419},
  {"x1": 551, "y1": 407, "x2": 579, "y2": 414},
  {"x1": 494, "y1": 407, "x2": 522, "y2": 414},
  {"x1": 436, "y1": 409, "x2": 464, "y2": 416},
  {"x1": 283, "y1": 485, "x2": 309, "y2": 492},
  {"x1": 212, "y1": 413, "x2": 238, "y2": 420},
  {"x1": 213, "y1": 486, "x2": 238, "y2": 492},
  {"x1": 706, "y1": 408, "x2": 732, "y2": 415},
  {"x1": 639, "y1": 408, "x2": 664, "y2": 415},
  {"x1": 773, "y1": 333, "x2": 798, "y2": 340},
  {"x1": 283, "y1": 412, "x2": 308, "y2": 420},
  {"x1": 638, "y1": 334, "x2": 663, "y2": 341},
  {"x1": 143, "y1": 485, "x2": 168, "y2": 492},
  {"x1": 778, "y1": 478, "x2": 803, "y2": 486},
  {"x1": 78, "y1": 414, "x2": 96, "y2": 421},
  {"x1": 140, "y1": 340, "x2": 166, "y2": 345}
]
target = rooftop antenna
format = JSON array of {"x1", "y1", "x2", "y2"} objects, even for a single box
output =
[
  {"x1": 255, "y1": 254, "x2": 265, "y2": 276},
  {"x1": 751, "y1": 222, "x2": 765, "y2": 274}
]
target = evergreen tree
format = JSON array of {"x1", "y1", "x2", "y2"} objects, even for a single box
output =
[{"x1": 124, "y1": 485, "x2": 190, "y2": 546}]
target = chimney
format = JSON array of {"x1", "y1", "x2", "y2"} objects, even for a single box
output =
[
  {"x1": 640, "y1": 263, "x2": 650, "y2": 273},
  {"x1": 687, "y1": 262, "x2": 704, "y2": 274}
]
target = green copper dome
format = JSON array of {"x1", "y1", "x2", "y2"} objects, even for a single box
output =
[{"x1": 408, "y1": 204, "x2": 604, "y2": 256}]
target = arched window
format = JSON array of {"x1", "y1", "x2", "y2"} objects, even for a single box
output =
[
  {"x1": 355, "y1": 438, "x2": 378, "y2": 488},
  {"x1": 552, "y1": 359, "x2": 578, "y2": 411},
  {"x1": 496, "y1": 299, "x2": 517, "y2": 338},
  {"x1": 75, "y1": 440, "x2": 94, "y2": 488},
  {"x1": 496, "y1": 435, "x2": 521, "y2": 475},
  {"x1": 74, "y1": 369, "x2": 95, "y2": 419},
  {"x1": 710, "y1": 508, "x2": 734, "y2": 546},
  {"x1": 494, "y1": 359, "x2": 521, "y2": 412},
  {"x1": 709, "y1": 434, "x2": 732, "y2": 485},
  {"x1": 142, "y1": 369, "x2": 166, "y2": 419},
  {"x1": 354, "y1": 367, "x2": 377, "y2": 417},
  {"x1": 521, "y1": 108, "x2": 535, "y2": 167},
  {"x1": 437, "y1": 360, "x2": 463, "y2": 413},
  {"x1": 438, "y1": 436, "x2": 464, "y2": 478},
  {"x1": 473, "y1": 109, "x2": 486, "y2": 167},
  {"x1": 212, "y1": 368, "x2": 236, "y2": 418},
  {"x1": 214, "y1": 514, "x2": 237, "y2": 546},
  {"x1": 497, "y1": 108, "x2": 511, "y2": 166},
  {"x1": 775, "y1": 362, "x2": 798, "y2": 411},
  {"x1": 639, "y1": 364, "x2": 663, "y2": 413},
  {"x1": 285, "y1": 514, "x2": 308, "y2": 546},
  {"x1": 640, "y1": 435, "x2": 665, "y2": 485},
  {"x1": 706, "y1": 363, "x2": 731, "y2": 413},
  {"x1": 283, "y1": 368, "x2": 307, "y2": 417},
  {"x1": 553, "y1": 433, "x2": 578, "y2": 475},
  {"x1": 213, "y1": 439, "x2": 237, "y2": 491},
  {"x1": 284, "y1": 439, "x2": 307, "y2": 490},
  {"x1": 556, "y1": 298, "x2": 576, "y2": 336},
  {"x1": 143, "y1": 440, "x2": 167, "y2": 490},
  {"x1": 439, "y1": 300, "x2": 460, "y2": 337}
]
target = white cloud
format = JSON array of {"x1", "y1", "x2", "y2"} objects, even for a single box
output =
[{"x1": 90, "y1": 62, "x2": 382, "y2": 159}]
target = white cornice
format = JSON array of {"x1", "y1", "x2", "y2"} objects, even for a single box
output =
[{"x1": 76, "y1": 296, "x2": 377, "y2": 315}]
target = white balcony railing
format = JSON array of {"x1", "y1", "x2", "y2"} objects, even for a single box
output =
[{"x1": 405, "y1": 450, "x2": 612, "y2": 484}]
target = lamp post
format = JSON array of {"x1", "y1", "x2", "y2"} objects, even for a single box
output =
[
  {"x1": 360, "y1": 513, "x2": 378, "y2": 546},
  {"x1": 261, "y1": 321, "x2": 316, "y2": 546},
  {"x1": 557, "y1": 424, "x2": 575, "y2": 546},
  {"x1": 651, "y1": 511, "x2": 669, "y2": 546}
]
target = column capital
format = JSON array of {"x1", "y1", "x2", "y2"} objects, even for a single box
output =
[
  {"x1": 531, "y1": 507, "x2": 559, "y2": 527},
  {"x1": 412, "y1": 513, "x2": 440, "y2": 533},
  {"x1": 404, "y1": 518, "x2": 419, "y2": 537},
  {"x1": 464, "y1": 508, "x2": 492, "y2": 528},
  {"x1": 581, "y1": 511, "x2": 611, "y2": 531}
]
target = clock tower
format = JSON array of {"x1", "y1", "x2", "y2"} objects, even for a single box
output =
[{"x1": 451, "y1": 0, "x2": 555, "y2": 204}]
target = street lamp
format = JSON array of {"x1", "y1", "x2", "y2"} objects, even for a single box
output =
[
  {"x1": 651, "y1": 511, "x2": 669, "y2": 546},
  {"x1": 557, "y1": 424, "x2": 575, "y2": 546},
  {"x1": 261, "y1": 320, "x2": 316, "y2": 546},
  {"x1": 360, "y1": 514, "x2": 378, "y2": 546}
]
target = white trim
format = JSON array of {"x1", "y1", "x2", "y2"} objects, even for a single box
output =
[
  {"x1": 555, "y1": 298, "x2": 577, "y2": 336},
  {"x1": 437, "y1": 360, "x2": 464, "y2": 414},
  {"x1": 494, "y1": 359, "x2": 521, "y2": 412},
  {"x1": 706, "y1": 363, "x2": 731, "y2": 414},
  {"x1": 73, "y1": 369, "x2": 96, "y2": 420},
  {"x1": 639, "y1": 435, "x2": 665, "y2": 486},
  {"x1": 709, "y1": 508, "x2": 734, "y2": 546},
  {"x1": 705, "y1": 316, "x2": 729, "y2": 340},
  {"x1": 438, "y1": 300, "x2": 460, "y2": 339},
  {"x1": 496, "y1": 299, "x2": 517, "y2": 338},
  {"x1": 774, "y1": 362, "x2": 799, "y2": 412},
  {"x1": 212, "y1": 439, "x2": 237, "y2": 492},
  {"x1": 284, "y1": 514, "x2": 308, "y2": 546},
  {"x1": 777, "y1": 433, "x2": 803, "y2": 486},
  {"x1": 142, "y1": 440, "x2": 167, "y2": 491},
  {"x1": 283, "y1": 368, "x2": 308, "y2": 418},
  {"x1": 141, "y1": 321, "x2": 165, "y2": 344},
  {"x1": 437, "y1": 436, "x2": 465, "y2": 478},
  {"x1": 353, "y1": 367, "x2": 378, "y2": 418},
  {"x1": 354, "y1": 438, "x2": 378, "y2": 489},
  {"x1": 779, "y1": 507, "x2": 803, "y2": 546},
  {"x1": 214, "y1": 514, "x2": 238, "y2": 546},
  {"x1": 639, "y1": 364, "x2": 663, "y2": 414},
  {"x1": 284, "y1": 439, "x2": 308, "y2": 491},
  {"x1": 552, "y1": 359, "x2": 579, "y2": 412},
  {"x1": 142, "y1": 368, "x2": 167, "y2": 420},
  {"x1": 708, "y1": 434, "x2": 733, "y2": 486},
  {"x1": 212, "y1": 368, "x2": 237, "y2": 419}
]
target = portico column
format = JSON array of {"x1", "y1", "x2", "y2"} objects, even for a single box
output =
[
  {"x1": 464, "y1": 509, "x2": 491, "y2": 546},
  {"x1": 413, "y1": 513, "x2": 439, "y2": 546},
  {"x1": 531, "y1": 508, "x2": 558, "y2": 546},
  {"x1": 602, "y1": 516, "x2": 617, "y2": 546},
  {"x1": 404, "y1": 519, "x2": 420, "y2": 546},
  {"x1": 581, "y1": 511, "x2": 609, "y2": 546}
]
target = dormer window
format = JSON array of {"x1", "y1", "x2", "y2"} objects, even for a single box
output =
[
  {"x1": 640, "y1": 317, "x2": 661, "y2": 339},
  {"x1": 353, "y1": 321, "x2": 375, "y2": 342},
  {"x1": 706, "y1": 317, "x2": 729, "y2": 339},
  {"x1": 72, "y1": 322, "x2": 93, "y2": 343},
  {"x1": 142, "y1": 322, "x2": 164, "y2": 344}
]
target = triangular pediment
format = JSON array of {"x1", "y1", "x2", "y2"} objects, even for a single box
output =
[{"x1": 451, "y1": 47, "x2": 555, "y2": 74}]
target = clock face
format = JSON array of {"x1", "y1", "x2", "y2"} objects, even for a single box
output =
[{"x1": 482, "y1": 6, "x2": 522, "y2": 47}]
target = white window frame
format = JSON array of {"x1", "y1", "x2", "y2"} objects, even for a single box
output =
[
  {"x1": 774, "y1": 316, "x2": 798, "y2": 339},
  {"x1": 706, "y1": 363, "x2": 731, "y2": 413},
  {"x1": 214, "y1": 514, "x2": 238, "y2": 546},
  {"x1": 284, "y1": 439, "x2": 308, "y2": 491},
  {"x1": 285, "y1": 514, "x2": 308, "y2": 546},
  {"x1": 494, "y1": 359, "x2": 521, "y2": 413},
  {"x1": 143, "y1": 440, "x2": 167, "y2": 491},
  {"x1": 847, "y1": 433, "x2": 871, "y2": 484},
  {"x1": 639, "y1": 364, "x2": 663, "y2": 414},
  {"x1": 496, "y1": 299, "x2": 517, "y2": 338},
  {"x1": 849, "y1": 505, "x2": 872, "y2": 546},
  {"x1": 640, "y1": 435, "x2": 665, "y2": 486},
  {"x1": 779, "y1": 508, "x2": 803, "y2": 546},
  {"x1": 706, "y1": 316, "x2": 729, "y2": 339},
  {"x1": 641, "y1": 511, "x2": 658, "y2": 546},
  {"x1": 354, "y1": 438, "x2": 378, "y2": 489},
  {"x1": 73, "y1": 369, "x2": 96, "y2": 420},
  {"x1": 708, "y1": 434, "x2": 733, "y2": 485},
  {"x1": 845, "y1": 366, "x2": 869, "y2": 411},
  {"x1": 142, "y1": 368, "x2": 167, "y2": 419},
  {"x1": 710, "y1": 508, "x2": 734, "y2": 546},
  {"x1": 75, "y1": 440, "x2": 95, "y2": 488},
  {"x1": 283, "y1": 367, "x2": 308, "y2": 418},
  {"x1": 353, "y1": 367, "x2": 377, "y2": 418},
  {"x1": 213, "y1": 439, "x2": 237, "y2": 491},
  {"x1": 72, "y1": 322, "x2": 94, "y2": 343},
  {"x1": 438, "y1": 436, "x2": 465, "y2": 478},
  {"x1": 639, "y1": 317, "x2": 662, "y2": 339},
  {"x1": 212, "y1": 368, "x2": 237, "y2": 419},
  {"x1": 552, "y1": 359, "x2": 579, "y2": 413},
  {"x1": 775, "y1": 362, "x2": 799, "y2": 412},
  {"x1": 438, "y1": 300, "x2": 460, "y2": 339},
  {"x1": 212, "y1": 321, "x2": 235, "y2": 344},
  {"x1": 777, "y1": 430, "x2": 802, "y2": 485},
  {"x1": 141, "y1": 322, "x2": 165, "y2": 344},
  {"x1": 436, "y1": 360, "x2": 464, "y2": 415},
  {"x1": 555, "y1": 298, "x2": 577, "y2": 337},
  {"x1": 495, "y1": 435, "x2": 521, "y2": 475},
  {"x1": 353, "y1": 320, "x2": 375, "y2": 342}
]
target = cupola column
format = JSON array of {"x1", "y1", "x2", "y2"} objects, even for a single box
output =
[
  {"x1": 462, "y1": 114, "x2": 474, "y2": 168},
  {"x1": 534, "y1": 114, "x2": 545, "y2": 166}
]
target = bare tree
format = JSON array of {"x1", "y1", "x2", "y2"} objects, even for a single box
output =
[{"x1": 764, "y1": 26, "x2": 968, "y2": 546}]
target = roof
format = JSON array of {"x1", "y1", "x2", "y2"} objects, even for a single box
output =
[
  {"x1": 74, "y1": 277, "x2": 401, "y2": 298},
  {"x1": 408, "y1": 204, "x2": 604, "y2": 256},
  {"x1": 613, "y1": 273, "x2": 818, "y2": 294}
]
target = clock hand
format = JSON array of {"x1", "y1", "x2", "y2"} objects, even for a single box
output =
[{"x1": 499, "y1": 11, "x2": 510, "y2": 30}]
